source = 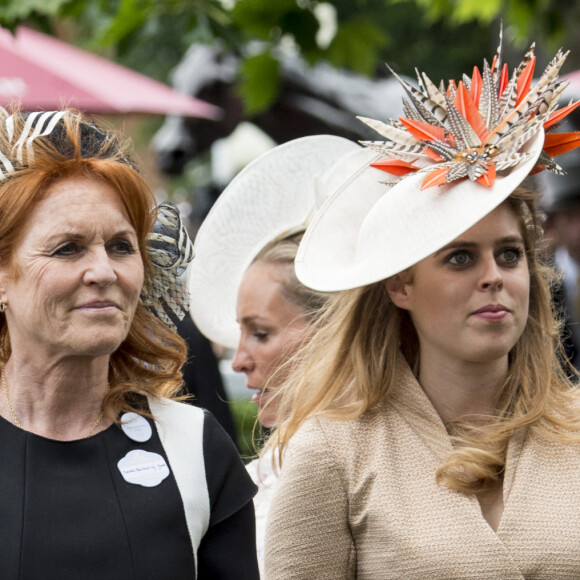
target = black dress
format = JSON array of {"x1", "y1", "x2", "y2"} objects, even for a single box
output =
[{"x1": 0, "y1": 403, "x2": 259, "y2": 579}]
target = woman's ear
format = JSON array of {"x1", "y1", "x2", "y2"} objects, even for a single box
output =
[
  {"x1": 385, "y1": 275, "x2": 411, "y2": 310},
  {"x1": 0, "y1": 269, "x2": 12, "y2": 308}
]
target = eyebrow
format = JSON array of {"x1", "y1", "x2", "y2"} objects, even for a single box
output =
[
  {"x1": 434, "y1": 235, "x2": 524, "y2": 256},
  {"x1": 45, "y1": 228, "x2": 137, "y2": 243},
  {"x1": 239, "y1": 315, "x2": 269, "y2": 325}
]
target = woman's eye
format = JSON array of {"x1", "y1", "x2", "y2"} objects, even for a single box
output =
[
  {"x1": 109, "y1": 240, "x2": 136, "y2": 255},
  {"x1": 253, "y1": 331, "x2": 269, "y2": 342},
  {"x1": 446, "y1": 251, "x2": 471, "y2": 266},
  {"x1": 53, "y1": 241, "x2": 81, "y2": 256},
  {"x1": 499, "y1": 247, "x2": 523, "y2": 265}
]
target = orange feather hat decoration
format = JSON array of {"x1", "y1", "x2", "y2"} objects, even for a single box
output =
[{"x1": 359, "y1": 30, "x2": 580, "y2": 190}]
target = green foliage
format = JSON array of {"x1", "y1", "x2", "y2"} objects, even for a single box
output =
[
  {"x1": 98, "y1": 0, "x2": 152, "y2": 45},
  {"x1": 1, "y1": 0, "x2": 579, "y2": 113},
  {"x1": 503, "y1": 0, "x2": 568, "y2": 48},
  {"x1": 395, "y1": 0, "x2": 500, "y2": 24},
  {"x1": 324, "y1": 16, "x2": 387, "y2": 75},
  {"x1": 229, "y1": 398, "x2": 261, "y2": 460},
  {"x1": 231, "y1": 0, "x2": 320, "y2": 63},
  {"x1": 505, "y1": 0, "x2": 537, "y2": 40},
  {"x1": 0, "y1": 0, "x2": 68, "y2": 22},
  {"x1": 281, "y1": 7, "x2": 320, "y2": 56},
  {"x1": 231, "y1": 0, "x2": 309, "y2": 40},
  {"x1": 238, "y1": 50, "x2": 280, "y2": 114},
  {"x1": 357, "y1": 2, "x2": 495, "y2": 81},
  {"x1": 392, "y1": 0, "x2": 568, "y2": 49},
  {"x1": 454, "y1": 0, "x2": 502, "y2": 23}
]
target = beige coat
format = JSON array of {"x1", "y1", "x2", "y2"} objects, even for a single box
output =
[{"x1": 264, "y1": 360, "x2": 580, "y2": 579}]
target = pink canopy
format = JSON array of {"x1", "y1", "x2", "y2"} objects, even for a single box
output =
[{"x1": 0, "y1": 26, "x2": 219, "y2": 118}]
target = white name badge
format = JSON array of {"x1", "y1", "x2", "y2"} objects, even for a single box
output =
[
  {"x1": 121, "y1": 412, "x2": 152, "y2": 442},
  {"x1": 117, "y1": 450, "x2": 170, "y2": 487}
]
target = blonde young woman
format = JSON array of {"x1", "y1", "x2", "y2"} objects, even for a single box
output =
[
  {"x1": 232, "y1": 232, "x2": 326, "y2": 428},
  {"x1": 189, "y1": 135, "x2": 358, "y2": 575},
  {"x1": 264, "y1": 40, "x2": 580, "y2": 578}
]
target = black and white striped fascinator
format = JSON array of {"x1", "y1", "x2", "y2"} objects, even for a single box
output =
[{"x1": 143, "y1": 202, "x2": 195, "y2": 328}]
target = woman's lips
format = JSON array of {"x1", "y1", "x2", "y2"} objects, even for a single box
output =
[
  {"x1": 77, "y1": 301, "x2": 119, "y2": 310},
  {"x1": 471, "y1": 304, "x2": 510, "y2": 321},
  {"x1": 249, "y1": 387, "x2": 269, "y2": 405}
]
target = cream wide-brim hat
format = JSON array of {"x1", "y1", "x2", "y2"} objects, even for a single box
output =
[
  {"x1": 189, "y1": 135, "x2": 361, "y2": 348},
  {"x1": 295, "y1": 129, "x2": 545, "y2": 292}
]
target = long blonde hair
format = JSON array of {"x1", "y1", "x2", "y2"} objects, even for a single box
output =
[{"x1": 269, "y1": 187, "x2": 580, "y2": 493}]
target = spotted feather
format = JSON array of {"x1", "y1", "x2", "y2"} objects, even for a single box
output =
[
  {"x1": 479, "y1": 60, "x2": 498, "y2": 130},
  {"x1": 386, "y1": 64, "x2": 448, "y2": 124},
  {"x1": 444, "y1": 95, "x2": 482, "y2": 148}
]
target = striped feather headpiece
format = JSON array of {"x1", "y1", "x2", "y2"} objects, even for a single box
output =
[
  {"x1": 0, "y1": 109, "x2": 67, "y2": 178},
  {"x1": 143, "y1": 202, "x2": 195, "y2": 328},
  {"x1": 359, "y1": 30, "x2": 580, "y2": 190}
]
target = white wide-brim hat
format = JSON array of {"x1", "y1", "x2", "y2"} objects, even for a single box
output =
[
  {"x1": 189, "y1": 135, "x2": 360, "y2": 348},
  {"x1": 296, "y1": 130, "x2": 544, "y2": 292},
  {"x1": 294, "y1": 35, "x2": 580, "y2": 292}
]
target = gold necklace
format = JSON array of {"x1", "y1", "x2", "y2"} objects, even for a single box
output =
[{"x1": 2, "y1": 368, "x2": 104, "y2": 438}]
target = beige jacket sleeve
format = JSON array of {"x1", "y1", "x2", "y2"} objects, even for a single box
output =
[{"x1": 264, "y1": 418, "x2": 355, "y2": 579}]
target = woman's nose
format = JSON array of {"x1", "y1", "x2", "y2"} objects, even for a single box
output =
[
  {"x1": 232, "y1": 343, "x2": 254, "y2": 374},
  {"x1": 479, "y1": 256, "x2": 503, "y2": 291},
  {"x1": 83, "y1": 248, "x2": 117, "y2": 287}
]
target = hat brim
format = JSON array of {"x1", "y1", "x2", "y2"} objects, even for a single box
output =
[
  {"x1": 189, "y1": 135, "x2": 360, "y2": 348},
  {"x1": 296, "y1": 130, "x2": 545, "y2": 292}
]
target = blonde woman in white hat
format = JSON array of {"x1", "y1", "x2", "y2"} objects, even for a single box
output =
[
  {"x1": 264, "y1": 39, "x2": 580, "y2": 579},
  {"x1": 188, "y1": 134, "x2": 358, "y2": 575}
]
